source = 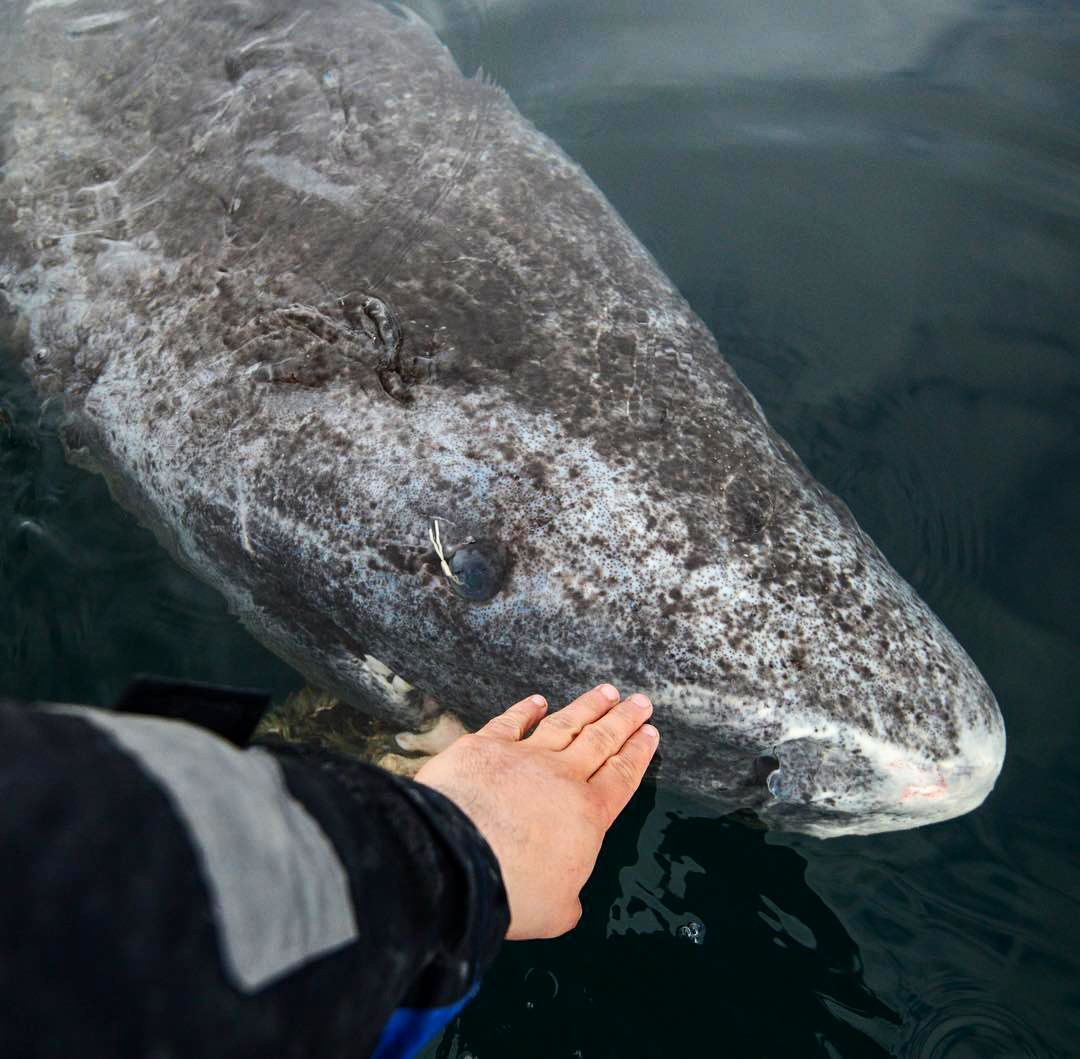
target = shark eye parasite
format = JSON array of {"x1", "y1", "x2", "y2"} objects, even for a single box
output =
[{"x1": 428, "y1": 520, "x2": 505, "y2": 602}]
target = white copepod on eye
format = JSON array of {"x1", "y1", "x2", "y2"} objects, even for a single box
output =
[
  {"x1": 427, "y1": 518, "x2": 506, "y2": 603},
  {"x1": 428, "y1": 518, "x2": 462, "y2": 586}
]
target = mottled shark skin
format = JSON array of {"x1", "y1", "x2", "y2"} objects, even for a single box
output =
[{"x1": 0, "y1": 0, "x2": 1005, "y2": 836}]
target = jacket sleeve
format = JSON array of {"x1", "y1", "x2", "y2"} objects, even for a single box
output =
[{"x1": 0, "y1": 698, "x2": 508, "y2": 1059}]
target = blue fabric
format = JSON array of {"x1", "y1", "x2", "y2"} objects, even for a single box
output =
[{"x1": 369, "y1": 986, "x2": 477, "y2": 1059}]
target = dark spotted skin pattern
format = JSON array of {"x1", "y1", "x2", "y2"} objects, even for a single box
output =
[{"x1": 0, "y1": 0, "x2": 1004, "y2": 835}]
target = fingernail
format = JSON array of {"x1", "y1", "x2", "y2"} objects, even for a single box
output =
[
  {"x1": 641, "y1": 724, "x2": 659, "y2": 741},
  {"x1": 598, "y1": 683, "x2": 619, "y2": 702},
  {"x1": 529, "y1": 694, "x2": 546, "y2": 706},
  {"x1": 629, "y1": 693, "x2": 652, "y2": 711}
]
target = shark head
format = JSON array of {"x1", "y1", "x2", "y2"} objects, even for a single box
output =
[{"x1": 1, "y1": 0, "x2": 1005, "y2": 835}]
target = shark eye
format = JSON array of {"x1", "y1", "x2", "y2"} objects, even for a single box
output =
[{"x1": 449, "y1": 541, "x2": 505, "y2": 602}]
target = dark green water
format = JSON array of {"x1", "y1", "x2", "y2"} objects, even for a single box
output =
[{"x1": 4, "y1": 1, "x2": 1079, "y2": 1055}]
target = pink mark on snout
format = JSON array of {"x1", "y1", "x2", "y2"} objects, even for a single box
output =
[
  {"x1": 900, "y1": 782, "x2": 948, "y2": 800},
  {"x1": 885, "y1": 760, "x2": 948, "y2": 800}
]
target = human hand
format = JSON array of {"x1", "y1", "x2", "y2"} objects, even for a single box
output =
[{"x1": 414, "y1": 684, "x2": 659, "y2": 941}]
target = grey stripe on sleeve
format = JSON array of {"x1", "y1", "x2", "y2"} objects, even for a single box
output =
[{"x1": 48, "y1": 704, "x2": 359, "y2": 992}]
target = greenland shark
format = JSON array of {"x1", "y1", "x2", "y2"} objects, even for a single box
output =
[{"x1": 0, "y1": 0, "x2": 1005, "y2": 836}]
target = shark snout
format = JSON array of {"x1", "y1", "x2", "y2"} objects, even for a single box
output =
[{"x1": 759, "y1": 708, "x2": 1005, "y2": 837}]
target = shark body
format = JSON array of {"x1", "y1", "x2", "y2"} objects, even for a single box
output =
[{"x1": 0, "y1": 0, "x2": 1005, "y2": 835}]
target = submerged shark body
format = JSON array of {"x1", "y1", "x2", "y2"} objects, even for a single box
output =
[{"x1": 0, "y1": 0, "x2": 1004, "y2": 836}]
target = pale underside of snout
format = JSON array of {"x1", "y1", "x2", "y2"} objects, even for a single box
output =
[
  {"x1": 646, "y1": 671, "x2": 1005, "y2": 838},
  {"x1": 752, "y1": 714, "x2": 1006, "y2": 837}
]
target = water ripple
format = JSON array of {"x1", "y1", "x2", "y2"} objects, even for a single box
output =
[{"x1": 898, "y1": 975, "x2": 1047, "y2": 1058}]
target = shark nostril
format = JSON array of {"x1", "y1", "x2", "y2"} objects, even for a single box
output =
[{"x1": 752, "y1": 754, "x2": 780, "y2": 786}]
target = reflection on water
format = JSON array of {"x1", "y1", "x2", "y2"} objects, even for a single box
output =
[
  {"x1": 439, "y1": 789, "x2": 901, "y2": 1057},
  {"x1": 4, "y1": 0, "x2": 1080, "y2": 1055}
]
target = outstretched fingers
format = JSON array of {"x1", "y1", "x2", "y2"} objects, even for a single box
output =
[
  {"x1": 589, "y1": 723, "x2": 660, "y2": 824},
  {"x1": 525, "y1": 684, "x2": 621, "y2": 751},
  {"x1": 561, "y1": 693, "x2": 653, "y2": 776},
  {"x1": 476, "y1": 694, "x2": 548, "y2": 742}
]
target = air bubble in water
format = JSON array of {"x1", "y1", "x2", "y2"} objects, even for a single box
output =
[{"x1": 677, "y1": 919, "x2": 706, "y2": 945}]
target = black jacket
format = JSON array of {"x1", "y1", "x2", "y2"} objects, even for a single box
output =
[{"x1": 0, "y1": 691, "x2": 508, "y2": 1058}]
